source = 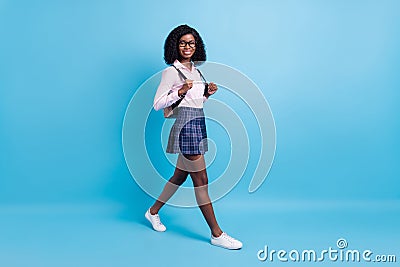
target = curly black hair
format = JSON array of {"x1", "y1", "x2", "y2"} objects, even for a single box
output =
[{"x1": 164, "y1": 24, "x2": 206, "y2": 66}]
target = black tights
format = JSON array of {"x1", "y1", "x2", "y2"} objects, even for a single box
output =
[{"x1": 150, "y1": 154, "x2": 223, "y2": 237}]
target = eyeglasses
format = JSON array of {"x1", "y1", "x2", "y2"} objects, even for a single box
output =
[{"x1": 178, "y1": 40, "x2": 196, "y2": 48}]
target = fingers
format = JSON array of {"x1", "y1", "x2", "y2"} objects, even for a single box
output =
[
  {"x1": 208, "y1": 82, "x2": 217, "y2": 90},
  {"x1": 181, "y1": 80, "x2": 193, "y2": 93},
  {"x1": 185, "y1": 79, "x2": 193, "y2": 89},
  {"x1": 207, "y1": 82, "x2": 218, "y2": 95}
]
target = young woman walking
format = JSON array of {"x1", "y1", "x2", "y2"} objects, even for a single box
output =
[{"x1": 146, "y1": 24, "x2": 242, "y2": 250}]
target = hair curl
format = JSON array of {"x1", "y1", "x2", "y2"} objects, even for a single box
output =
[{"x1": 164, "y1": 24, "x2": 206, "y2": 66}]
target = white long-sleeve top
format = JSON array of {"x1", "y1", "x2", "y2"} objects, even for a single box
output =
[{"x1": 153, "y1": 60, "x2": 207, "y2": 111}]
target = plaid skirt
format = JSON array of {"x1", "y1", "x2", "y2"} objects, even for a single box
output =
[{"x1": 166, "y1": 107, "x2": 208, "y2": 155}]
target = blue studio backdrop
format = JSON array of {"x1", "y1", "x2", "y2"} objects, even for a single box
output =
[{"x1": 0, "y1": 1, "x2": 399, "y2": 267}]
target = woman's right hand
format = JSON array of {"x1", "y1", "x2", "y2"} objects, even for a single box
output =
[{"x1": 178, "y1": 79, "x2": 193, "y2": 96}]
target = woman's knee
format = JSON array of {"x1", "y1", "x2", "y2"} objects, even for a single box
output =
[
  {"x1": 190, "y1": 171, "x2": 208, "y2": 187},
  {"x1": 170, "y1": 169, "x2": 188, "y2": 185}
]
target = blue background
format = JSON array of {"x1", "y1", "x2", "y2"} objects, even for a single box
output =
[{"x1": 0, "y1": 0, "x2": 399, "y2": 266}]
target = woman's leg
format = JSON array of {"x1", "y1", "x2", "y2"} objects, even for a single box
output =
[
  {"x1": 150, "y1": 160, "x2": 189, "y2": 215},
  {"x1": 184, "y1": 154, "x2": 223, "y2": 237}
]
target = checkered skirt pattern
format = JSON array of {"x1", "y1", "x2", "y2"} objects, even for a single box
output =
[{"x1": 166, "y1": 107, "x2": 208, "y2": 155}]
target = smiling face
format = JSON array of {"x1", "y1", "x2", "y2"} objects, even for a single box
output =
[{"x1": 178, "y1": 34, "x2": 196, "y2": 62}]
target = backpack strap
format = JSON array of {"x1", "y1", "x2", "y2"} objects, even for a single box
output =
[
  {"x1": 172, "y1": 65, "x2": 188, "y2": 80},
  {"x1": 197, "y1": 69, "x2": 207, "y2": 83},
  {"x1": 168, "y1": 65, "x2": 187, "y2": 109}
]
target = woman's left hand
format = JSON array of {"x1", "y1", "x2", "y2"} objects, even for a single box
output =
[{"x1": 207, "y1": 82, "x2": 218, "y2": 96}]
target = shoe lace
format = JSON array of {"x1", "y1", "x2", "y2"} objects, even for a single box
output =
[
  {"x1": 222, "y1": 233, "x2": 236, "y2": 244},
  {"x1": 153, "y1": 214, "x2": 163, "y2": 226}
]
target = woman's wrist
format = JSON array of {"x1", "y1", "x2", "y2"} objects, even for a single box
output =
[{"x1": 178, "y1": 89, "x2": 186, "y2": 98}]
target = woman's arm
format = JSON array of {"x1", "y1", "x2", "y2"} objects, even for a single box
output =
[{"x1": 153, "y1": 68, "x2": 181, "y2": 111}]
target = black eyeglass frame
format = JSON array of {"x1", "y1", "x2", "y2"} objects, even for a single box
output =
[{"x1": 178, "y1": 40, "x2": 196, "y2": 48}]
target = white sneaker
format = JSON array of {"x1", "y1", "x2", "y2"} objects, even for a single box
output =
[
  {"x1": 211, "y1": 232, "x2": 243, "y2": 249},
  {"x1": 145, "y1": 209, "x2": 166, "y2": 232}
]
